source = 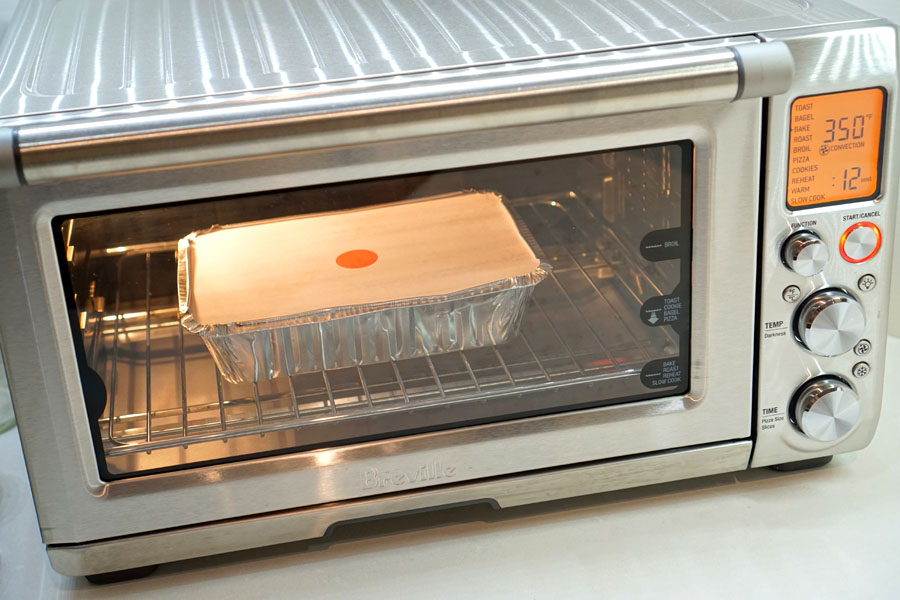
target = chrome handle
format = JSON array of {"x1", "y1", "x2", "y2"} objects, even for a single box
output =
[{"x1": 8, "y1": 40, "x2": 792, "y2": 185}]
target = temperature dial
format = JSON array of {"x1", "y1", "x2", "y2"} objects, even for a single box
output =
[
  {"x1": 796, "y1": 290, "x2": 865, "y2": 356},
  {"x1": 782, "y1": 231, "x2": 828, "y2": 276},
  {"x1": 793, "y1": 378, "x2": 860, "y2": 442}
]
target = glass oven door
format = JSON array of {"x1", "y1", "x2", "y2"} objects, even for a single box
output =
[{"x1": 58, "y1": 142, "x2": 692, "y2": 478}]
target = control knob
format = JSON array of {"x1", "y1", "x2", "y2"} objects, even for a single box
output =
[
  {"x1": 839, "y1": 221, "x2": 882, "y2": 263},
  {"x1": 795, "y1": 290, "x2": 865, "y2": 356},
  {"x1": 782, "y1": 231, "x2": 827, "y2": 276},
  {"x1": 793, "y1": 378, "x2": 860, "y2": 442}
]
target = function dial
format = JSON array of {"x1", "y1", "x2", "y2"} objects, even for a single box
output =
[
  {"x1": 795, "y1": 290, "x2": 865, "y2": 356},
  {"x1": 782, "y1": 231, "x2": 828, "y2": 276},
  {"x1": 793, "y1": 378, "x2": 860, "y2": 443}
]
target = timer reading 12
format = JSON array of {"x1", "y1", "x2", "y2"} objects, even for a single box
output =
[
  {"x1": 787, "y1": 88, "x2": 884, "y2": 209},
  {"x1": 842, "y1": 166, "x2": 862, "y2": 191}
]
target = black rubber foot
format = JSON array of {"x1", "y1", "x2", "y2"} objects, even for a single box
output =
[
  {"x1": 769, "y1": 455, "x2": 833, "y2": 472},
  {"x1": 84, "y1": 564, "x2": 159, "y2": 584}
]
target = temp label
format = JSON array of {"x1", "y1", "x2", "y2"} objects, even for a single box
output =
[
  {"x1": 762, "y1": 320, "x2": 788, "y2": 340},
  {"x1": 787, "y1": 88, "x2": 885, "y2": 209}
]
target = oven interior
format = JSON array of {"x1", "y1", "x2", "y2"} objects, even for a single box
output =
[{"x1": 57, "y1": 142, "x2": 692, "y2": 477}]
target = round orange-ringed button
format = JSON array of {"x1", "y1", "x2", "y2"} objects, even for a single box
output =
[
  {"x1": 336, "y1": 249, "x2": 378, "y2": 269},
  {"x1": 839, "y1": 221, "x2": 882, "y2": 264}
]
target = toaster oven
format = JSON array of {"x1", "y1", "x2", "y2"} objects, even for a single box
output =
[{"x1": 0, "y1": 0, "x2": 896, "y2": 580}]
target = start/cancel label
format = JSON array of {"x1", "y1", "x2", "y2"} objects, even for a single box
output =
[{"x1": 843, "y1": 210, "x2": 881, "y2": 222}]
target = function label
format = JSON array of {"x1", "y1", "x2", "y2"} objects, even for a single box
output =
[{"x1": 787, "y1": 87, "x2": 885, "y2": 209}]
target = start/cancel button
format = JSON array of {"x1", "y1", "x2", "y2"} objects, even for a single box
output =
[{"x1": 840, "y1": 221, "x2": 882, "y2": 263}]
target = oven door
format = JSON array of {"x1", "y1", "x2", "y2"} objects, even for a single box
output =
[{"x1": 0, "y1": 37, "x2": 786, "y2": 554}]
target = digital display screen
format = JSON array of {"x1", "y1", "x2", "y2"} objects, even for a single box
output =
[{"x1": 786, "y1": 88, "x2": 885, "y2": 209}]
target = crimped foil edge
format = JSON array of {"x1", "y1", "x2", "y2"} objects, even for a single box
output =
[
  {"x1": 176, "y1": 227, "x2": 228, "y2": 336},
  {"x1": 195, "y1": 262, "x2": 550, "y2": 338},
  {"x1": 176, "y1": 232, "x2": 199, "y2": 333}
]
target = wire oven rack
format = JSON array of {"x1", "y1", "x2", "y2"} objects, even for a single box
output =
[{"x1": 82, "y1": 193, "x2": 680, "y2": 457}]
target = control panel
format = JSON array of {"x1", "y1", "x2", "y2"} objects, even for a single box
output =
[
  {"x1": 751, "y1": 28, "x2": 896, "y2": 469},
  {"x1": 754, "y1": 207, "x2": 890, "y2": 467}
]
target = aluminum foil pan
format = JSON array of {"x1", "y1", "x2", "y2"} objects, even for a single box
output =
[{"x1": 178, "y1": 192, "x2": 549, "y2": 384}]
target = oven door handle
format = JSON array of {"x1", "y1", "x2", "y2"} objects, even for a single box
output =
[{"x1": 3, "y1": 39, "x2": 792, "y2": 186}]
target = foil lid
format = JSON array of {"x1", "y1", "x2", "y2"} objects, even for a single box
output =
[{"x1": 177, "y1": 191, "x2": 549, "y2": 382}]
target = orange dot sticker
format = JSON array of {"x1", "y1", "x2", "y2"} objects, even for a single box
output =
[{"x1": 336, "y1": 249, "x2": 378, "y2": 269}]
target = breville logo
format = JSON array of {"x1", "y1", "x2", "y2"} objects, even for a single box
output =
[{"x1": 362, "y1": 462, "x2": 457, "y2": 490}]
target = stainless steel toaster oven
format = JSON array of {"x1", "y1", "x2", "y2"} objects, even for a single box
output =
[{"x1": 0, "y1": 0, "x2": 896, "y2": 580}]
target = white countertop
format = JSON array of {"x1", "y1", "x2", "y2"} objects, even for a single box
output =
[{"x1": 1, "y1": 338, "x2": 899, "y2": 598}]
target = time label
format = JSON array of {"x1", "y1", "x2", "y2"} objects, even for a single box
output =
[{"x1": 786, "y1": 87, "x2": 885, "y2": 209}]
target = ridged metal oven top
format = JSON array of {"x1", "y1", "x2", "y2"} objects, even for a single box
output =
[{"x1": 0, "y1": 0, "x2": 875, "y2": 120}]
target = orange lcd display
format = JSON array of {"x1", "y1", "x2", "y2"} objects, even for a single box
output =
[{"x1": 786, "y1": 87, "x2": 885, "y2": 209}]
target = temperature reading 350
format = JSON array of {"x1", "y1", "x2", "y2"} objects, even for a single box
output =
[
  {"x1": 787, "y1": 88, "x2": 885, "y2": 209},
  {"x1": 823, "y1": 114, "x2": 867, "y2": 143}
]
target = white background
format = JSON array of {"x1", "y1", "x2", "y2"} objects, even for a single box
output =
[{"x1": 0, "y1": 0, "x2": 899, "y2": 598}]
